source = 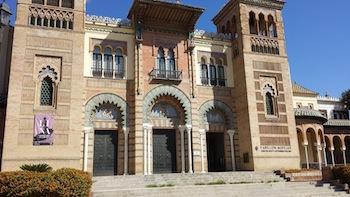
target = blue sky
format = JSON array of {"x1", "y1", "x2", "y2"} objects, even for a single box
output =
[{"x1": 6, "y1": 0, "x2": 350, "y2": 97}]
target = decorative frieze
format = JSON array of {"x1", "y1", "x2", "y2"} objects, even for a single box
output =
[{"x1": 240, "y1": 0, "x2": 285, "y2": 10}]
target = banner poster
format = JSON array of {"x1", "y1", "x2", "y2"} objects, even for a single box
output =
[{"x1": 33, "y1": 114, "x2": 55, "y2": 146}]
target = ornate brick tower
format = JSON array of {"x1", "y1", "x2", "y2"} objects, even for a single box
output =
[
  {"x1": 2, "y1": 0, "x2": 85, "y2": 170},
  {"x1": 213, "y1": 0, "x2": 300, "y2": 170}
]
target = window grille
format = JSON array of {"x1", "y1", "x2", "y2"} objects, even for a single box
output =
[{"x1": 40, "y1": 77, "x2": 54, "y2": 106}]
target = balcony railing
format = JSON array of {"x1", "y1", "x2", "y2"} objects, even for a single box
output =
[
  {"x1": 201, "y1": 77, "x2": 226, "y2": 87},
  {"x1": 150, "y1": 69, "x2": 182, "y2": 81},
  {"x1": 91, "y1": 67, "x2": 125, "y2": 79}
]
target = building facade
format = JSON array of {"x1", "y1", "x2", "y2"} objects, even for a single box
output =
[{"x1": 2, "y1": 0, "x2": 310, "y2": 175}]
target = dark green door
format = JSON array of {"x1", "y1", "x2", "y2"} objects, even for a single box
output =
[
  {"x1": 207, "y1": 132, "x2": 225, "y2": 172},
  {"x1": 153, "y1": 130, "x2": 176, "y2": 173},
  {"x1": 93, "y1": 131, "x2": 117, "y2": 176}
]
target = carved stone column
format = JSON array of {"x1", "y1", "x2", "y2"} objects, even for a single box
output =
[
  {"x1": 304, "y1": 145, "x2": 310, "y2": 169},
  {"x1": 199, "y1": 129, "x2": 206, "y2": 173},
  {"x1": 178, "y1": 126, "x2": 186, "y2": 173},
  {"x1": 322, "y1": 143, "x2": 328, "y2": 167},
  {"x1": 143, "y1": 124, "x2": 151, "y2": 175},
  {"x1": 83, "y1": 127, "x2": 92, "y2": 172},
  {"x1": 330, "y1": 146, "x2": 335, "y2": 167},
  {"x1": 148, "y1": 127, "x2": 153, "y2": 175},
  {"x1": 343, "y1": 147, "x2": 347, "y2": 166},
  {"x1": 186, "y1": 125, "x2": 193, "y2": 173},
  {"x1": 227, "y1": 130, "x2": 236, "y2": 171},
  {"x1": 123, "y1": 127, "x2": 130, "y2": 175},
  {"x1": 317, "y1": 144, "x2": 322, "y2": 170}
]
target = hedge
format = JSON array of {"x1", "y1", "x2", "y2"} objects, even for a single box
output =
[
  {"x1": 0, "y1": 168, "x2": 92, "y2": 197},
  {"x1": 333, "y1": 166, "x2": 350, "y2": 184}
]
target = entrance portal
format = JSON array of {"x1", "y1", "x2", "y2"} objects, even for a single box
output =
[
  {"x1": 207, "y1": 132, "x2": 225, "y2": 172},
  {"x1": 153, "y1": 129, "x2": 176, "y2": 173},
  {"x1": 93, "y1": 130, "x2": 117, "y2": 176}
]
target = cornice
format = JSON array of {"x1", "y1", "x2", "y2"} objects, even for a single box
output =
[{"x1": 239, "y1": 0, "x2": 285, "y2": 10}]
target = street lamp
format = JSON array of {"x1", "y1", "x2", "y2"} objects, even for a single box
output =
[{"x1": 0, "y1": 0, "x2": 12, "y2": 26}]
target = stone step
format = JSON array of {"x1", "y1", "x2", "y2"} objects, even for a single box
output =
[{"x1": 93, "y1": 183, "x2": 349, "y2": 197}]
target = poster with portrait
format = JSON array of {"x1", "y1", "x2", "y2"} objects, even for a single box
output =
[{"x1": 33, "y1": 114, "x2": 55, "y2": 146}]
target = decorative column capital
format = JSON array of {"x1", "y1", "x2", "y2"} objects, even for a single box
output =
[
  {"x1": 199, "y1": 129, "x2": 206, "y2": 135},
  {"x1": 185, "y1": 124, "x2": 192, "y2": 132},
  {"x1": 143, "y1": 123, "x2": 152, "y2": 130},
  {"x1": 123, "y1": 127, "x2": 130, "y2": 135},
  {"x1": 227, "y1": 130, "x2": 235, "y2": 136},
  {"x1": 84, "y1": 127, "x2": 92, "y2": 134},
  {"x1": 178, "y1": 125, "x2": 186, "y2": 133}
]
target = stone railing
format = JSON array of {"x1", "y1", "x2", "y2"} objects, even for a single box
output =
[
  {"x1": 86, "y1": 14, "x2": 131, "y2": 27},
  {"x1": 193, "y1": 29, "x2": 232, "y2": 41},
  {"x1": 250, "y1": 35, "x2": 279, "y2": 55},
  {"x1": 317, "y1": 95, "x2": 340, "y2": 102}
]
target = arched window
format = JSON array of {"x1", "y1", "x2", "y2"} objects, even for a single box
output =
[
  {"x1": 209, "y1": 58, "x2": 217, "y2": 86},
  {"x1": 207, "y1": 110, "x2": 225, "y2": 124},
  {"x1": 167, "y1": 48, "x2": 176, "y2": 78},
  {"x1": 151, "y1": 102, "x2": 178, "y2": 119},
  {"x1": 232, "y1": 15, "x2": 237, "y2": 35},
  {"x1": 92, "y1": 46, "x2": 102, "y2": 77},
  {"x1": 217, "y1": 59, "x2": 225, "y2": 87},
  {"x1": 40, "y1": 77, "x2": 54, "y2": 106},
  {"x1": 32, "y1": 0, "x2": 44, "y2": 4},
  {"x1": 62, "y1": 0, "x2": 74, "y2": 8},
  {"x1": 104, "y1": 47, "x2": 113, "y2": 78},
  {"x1": 226, "y1": 21, "x2": 231, "y2": 34},
  {"x1": 265, "y1": 92, "x2": 275, "y2": 115},
  {"x1": 264, "y1": 84, "x2": 276, "y2": 116},
  {"x1": 268, "y1": 15, "x2": 277, "y2": 38},
  {"x1": 221, "y1": 25, "x2": 226, "y2": 34},
  {"x1": 47, "y1": 0, "x2": 59, "y2": 6},
  {"x1": 157, "y1": 47, "x2": 166, "y2": 78},
  {"x1": 115, "y1": 48, "x2": 124, "y2": 78},
  {"x1": 258, "y1": 13, "x2": 267, "y2": 36},
  {"x1": 200, "y1": 57, "x2": 208, "y2": 85},
  {"x1": 249, "y1": 12, "x2": 258, "y2": 35}
]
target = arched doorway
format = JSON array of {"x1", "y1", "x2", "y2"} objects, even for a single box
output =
[
  {"x1": 345, "y1": 136, "x2": 350, "y2": 164},
  {"x1": 333, "y1": 136, "x2": 343, "y2": 165},
  {"x1": 297, "y1": 129, "x2": 306, "y2": 167},
  {"x1": 306, "y1": 128, "x2": 318, "y2": 168},
  {"x1": 199, "y1": 100, "x2": 235, "y2": 172},
  {"x1": 84, "y1": 93, "x2": 129, "y2": 176},
  {"x1": 325, "y1": 136, "x2": 332, "y2": 165},
  {"x1": 143, "y1": 85, "x2": 192, "y2": 175},
  {"x1": 149, "y1": 97, "x2": 185, "y2": 174}
]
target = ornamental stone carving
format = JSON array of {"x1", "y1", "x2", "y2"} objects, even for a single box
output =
[
  {"x1": 143, "y1": 85, "x2": 192, "y2": 125},
  {"x1": 85, "y1": 93, "x2": 129, "y2": 127},
  {"x1": 198, "y1": 100, "x2": 235, "y2": 129}
]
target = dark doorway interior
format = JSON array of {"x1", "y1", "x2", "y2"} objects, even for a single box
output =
[
  {"x1": 207, "y1": 132, "x2": 225, "y2": 172},
  {"x1": 93, "y1": 130, "x2": 117, "y2": 176},
  {"x1": 153, "y1": 129, "x2": 176, "y2": 174}
]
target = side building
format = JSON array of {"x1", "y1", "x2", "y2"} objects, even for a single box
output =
[{"x1": 293, "y1": 83, "x2": 350, "y2": 169}]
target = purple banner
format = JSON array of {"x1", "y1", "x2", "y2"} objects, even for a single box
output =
[{"x1": 33, "y1": 114, "x2": 55, "y2": 146}]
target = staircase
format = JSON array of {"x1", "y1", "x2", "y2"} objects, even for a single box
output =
[{"x1": 92, "y1": 172, "x2": 348, "y2": 197}]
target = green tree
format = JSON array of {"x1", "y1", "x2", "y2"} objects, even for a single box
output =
[{"x1": 341, "y1": 89, "x2": 350, "y2": 110}]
